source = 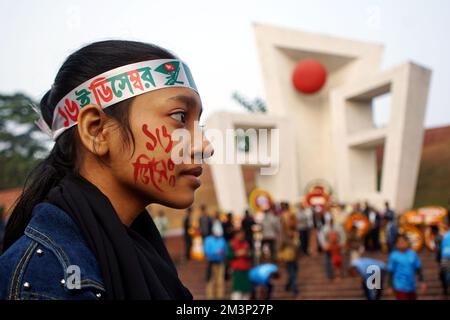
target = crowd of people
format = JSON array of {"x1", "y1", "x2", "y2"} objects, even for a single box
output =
[
  {"x1": 181, "y1": 201, "x2": 450, "y2": 300},
  {"x1": 0, "y1": 197, "x2": 448, "y2": 300}
]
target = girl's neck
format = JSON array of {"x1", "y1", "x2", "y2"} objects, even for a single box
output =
[{"x1": 79, "y1": 167, "x2": 147, "y2": 226}]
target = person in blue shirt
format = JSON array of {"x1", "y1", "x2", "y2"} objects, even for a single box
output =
[
  {"x1": 203, "y1": 224, "x2": 227, "y2": 299},
  {"x1": 350, "y1": 257, "x2": 386, "y2": 300},
  {"x1": 438, "y1": 221, "x2": 450, "y2": 296},
  {"x1": 387, "y1": 234, "x2": 426, "y2": 300},
  {"x1": 249, "y1": 263, "x2": 279, "y2": 300}
]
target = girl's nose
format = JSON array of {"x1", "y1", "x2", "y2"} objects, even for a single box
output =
[
  {"x1": 191, "y1": 125, "x2": 214, "y2": 162},
  {"x1": 201, "y1": 133, "x2": 214, "y2": 159}
]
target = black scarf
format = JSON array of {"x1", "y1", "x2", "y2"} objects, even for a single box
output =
[{"x1": 45, "y1": 171, "x2": 192, "y2": 300}]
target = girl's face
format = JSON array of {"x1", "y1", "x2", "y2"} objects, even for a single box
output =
[{"x1": 108, "y1": 87, "x2": 212, "y2": 209}]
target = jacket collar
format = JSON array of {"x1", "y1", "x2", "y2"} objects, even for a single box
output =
[{"x1": 25, "y1": 202, "x2": 104, "y2": 291}]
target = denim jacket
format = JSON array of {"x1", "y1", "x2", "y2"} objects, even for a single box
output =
[{"x1": 0, "y1": 202, "x2": 105, "y2": 300}]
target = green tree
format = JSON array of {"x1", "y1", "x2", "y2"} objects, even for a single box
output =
[
  {"x1": 231, "y1": 92, "x2": 267, "y2": 153},
  {"x1": 231, "y1": 91, "x2": 267, "y2": 114},
  {"x1": 0, "y1": 93, "x2": 51, "y2": 189}
]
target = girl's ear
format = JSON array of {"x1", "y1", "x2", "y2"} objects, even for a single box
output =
[{"x1": 77, "y1": 104, "x2": 111, "y2": 156}]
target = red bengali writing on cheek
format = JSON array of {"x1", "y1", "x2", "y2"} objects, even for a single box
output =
[
  {"x1": 132, "y1": 124, "x2": 175, "y2": 191},
  {"x1": 142, "y1": 124, "x2": 173, "y2": 153}
]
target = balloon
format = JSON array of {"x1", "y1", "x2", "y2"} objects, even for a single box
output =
[{"x1": 292, "y1": 59, "x2": 327, "y2": 94}]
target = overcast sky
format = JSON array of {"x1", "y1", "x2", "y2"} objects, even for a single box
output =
[{"x1": 1, "y1": 0, "x2": 449, "y2": 128}]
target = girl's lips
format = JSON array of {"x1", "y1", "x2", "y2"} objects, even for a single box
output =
[
  {"x1": 179, "y1": 166, "x2": 203, "y2": 177},
  {"x1": 179, "y1": 166, "x2": 203, "y2": 187}
]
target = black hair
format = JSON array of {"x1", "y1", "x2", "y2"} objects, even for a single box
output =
[
  {"x1": 395, "y1": 233, "x2": 409, "y2": 245},
  {"x1": 280, "y1": 201, "x2": 290, "y2": 211},
  {"x1": 430, "y1": 225, "x2": 439, "y2": 234},
  {"x1": 3, "y1": 40, "x2": 176, "y2": 251}
]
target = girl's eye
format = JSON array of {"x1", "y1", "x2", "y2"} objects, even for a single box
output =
[{"x1": 170, "y1": 111, "x2": 186, "y2": 124}]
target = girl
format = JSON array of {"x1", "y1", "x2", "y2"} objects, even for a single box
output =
[
  {"x1": 328, "y1": 230, "x2": 343, "y2": 279},
  {"x1": 228, "y1": 229, "x2": 252, "y2": 300},
  {"x1": 0, "y1": 40, "x2": 213, "y2": 300}
]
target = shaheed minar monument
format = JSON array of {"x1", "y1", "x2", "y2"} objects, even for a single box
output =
[{"x1": 206, "y1": 23, "x2": 432, "y2": 216}]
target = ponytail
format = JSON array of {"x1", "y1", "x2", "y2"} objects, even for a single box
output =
[{"x1": 2, "y1": 92, "x2": 78, "y2": 251}]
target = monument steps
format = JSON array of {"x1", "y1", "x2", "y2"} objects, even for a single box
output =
[{"x1": 176, "y1": 248, "x2": 448, "y2": 300}]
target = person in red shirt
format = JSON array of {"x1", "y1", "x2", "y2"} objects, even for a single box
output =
[
  {"x1": 328, "y1": 230, "x2": 343, "y2": 279},
  {"x1": 227, "y1": 229, "x2": 252, "y2": 300}
]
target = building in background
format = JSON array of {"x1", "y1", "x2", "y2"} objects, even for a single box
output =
[
  {"x1": 0, "y1": 25, "x2": 444, "y2": 234},
  {"x1": 207, "y1": 24, "x2": 431, "y2": 215}
]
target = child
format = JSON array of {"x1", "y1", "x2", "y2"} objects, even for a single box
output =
[
  {"x1": 318, "y1": 218, "x2": 346, "y2": 279},
  {"x1": 387, "y1": 234, "x2": 426, "y2": 300},
  {"x1": 328, "y1": 230, "x2": 343, "y2": 279},
  {"x1": 203, "y1": 225, "x2": 227, "y2": 299},
  {"x1": 228, "y1": 229, "x2": 252, "y2": 300}
]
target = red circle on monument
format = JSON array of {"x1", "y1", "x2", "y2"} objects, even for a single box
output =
[{"x1": 292, "y1": 59, "x2": 327, "y2": 94}]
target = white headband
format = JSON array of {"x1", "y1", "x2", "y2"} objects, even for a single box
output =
[{"x1": 33, "y1": 59, "x2": 197, "y2": 140}]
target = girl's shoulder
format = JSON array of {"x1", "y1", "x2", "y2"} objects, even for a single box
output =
[{"x1": 0, "y1": 202, "x2": 105, "y2": 300}]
